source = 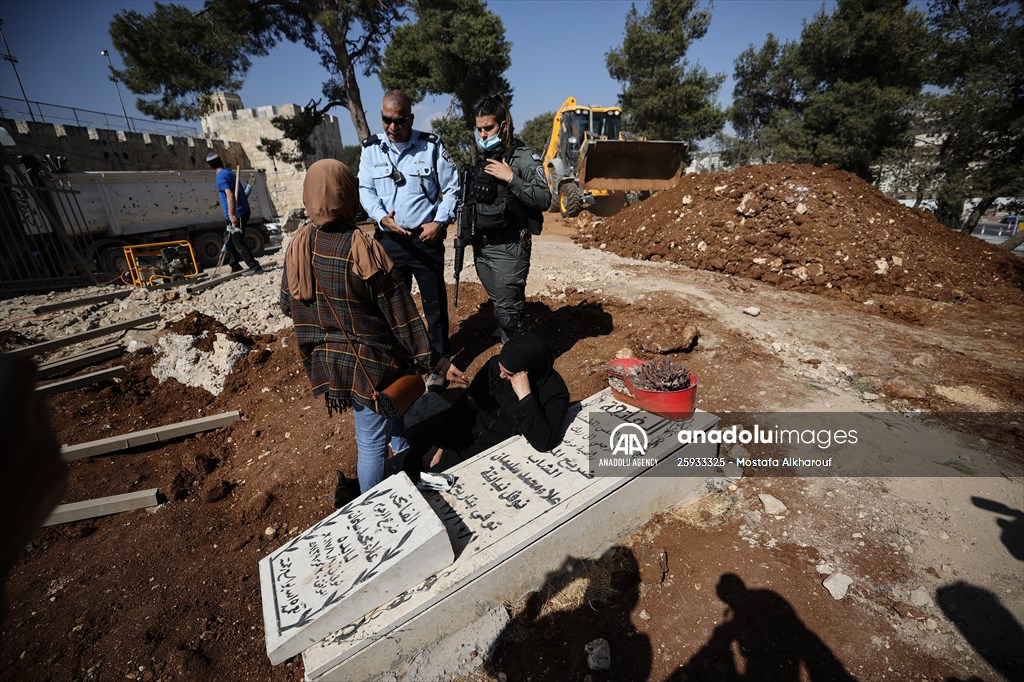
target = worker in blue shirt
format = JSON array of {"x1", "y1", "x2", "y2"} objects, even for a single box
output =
[
  {"x1": 206, "y1": 152, "x2": 262, "y2": 274},
  {"x1": 358, "y1": 89, "x2": 459, "y2": 387}
]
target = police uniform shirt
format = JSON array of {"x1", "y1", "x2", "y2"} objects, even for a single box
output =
[
  {"x1": 358, "y1": 131, "x2": 459, "y2": 232},
  {"x1": 505, "y1": 145, "x2": 551, "y2": 213}
]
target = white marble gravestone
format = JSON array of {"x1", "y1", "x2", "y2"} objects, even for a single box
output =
[
  {"x1": 302, "y1": 389, "x2": 719, "y2": 680},
  {"x1": 259, "y1": 472, "x2": 454, "y2": 664}
]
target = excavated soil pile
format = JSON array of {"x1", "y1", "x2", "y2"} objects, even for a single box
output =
[{"x1": 572, "y1": 163, "x2": 1024, "y2": 306}]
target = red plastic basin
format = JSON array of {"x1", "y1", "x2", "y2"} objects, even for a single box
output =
[{"x1": 607, "y1": 358, "x2": 699, "y2": 421}]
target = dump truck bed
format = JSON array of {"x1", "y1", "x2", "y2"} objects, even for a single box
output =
[
  {"x1": 578, "y1": 139, "x2": 688, "y2": 192},
  {"x1": 66, "y1": 170, "x2": 274, "y2": 236}
]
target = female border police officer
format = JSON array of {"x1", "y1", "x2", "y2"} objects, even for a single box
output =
[{"x1": 470, "y1": 93, "x2": 552, "y2": 342}]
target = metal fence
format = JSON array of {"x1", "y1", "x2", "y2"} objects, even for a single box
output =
[
  {"x1": 0, "y1": 146, "x2": 101, "y2": 297},
  {"x1": 0, "y1": 95, "x2": 198, "y2": 137}
]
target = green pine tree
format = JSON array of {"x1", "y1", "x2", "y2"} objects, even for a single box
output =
[
  {"x1": 109, "y1": 0, "x2": 404, "y2": 144},
  {"x1": 380, "y1": 0, "x2": 512, "y2": 155},
  {"x1": 604, "y1": 0, "x2": 726, "y2": 147}
]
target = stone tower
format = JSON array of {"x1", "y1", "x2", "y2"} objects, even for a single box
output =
[
  {"x1": 200, "y1": 92, "x2": 345, "y2": 215},
  {"x1": 200, "y1": 92, "x2": 343, "y2": 171}
]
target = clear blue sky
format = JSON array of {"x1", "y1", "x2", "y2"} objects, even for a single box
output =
[{"x1": 0, "y1": 0, "x2": 837, "y2": 147}]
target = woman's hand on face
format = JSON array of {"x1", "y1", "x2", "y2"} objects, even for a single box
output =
[
  {"x1": 446, "y1": 364, "x2": 470, "y2": 387},
  {"x1": 509, "y1": 371, "x2": 531, "y2": 399},
  {"x1": 483, "y1": 158, "x2": 514, "y2": 184}
]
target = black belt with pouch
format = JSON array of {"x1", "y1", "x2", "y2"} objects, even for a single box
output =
[{"x1": 476, "y1": 228, "x2": 523, "y2": 246}]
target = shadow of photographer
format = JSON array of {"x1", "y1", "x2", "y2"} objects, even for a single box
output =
[
  {"x1": 668, "y1": 573, "x2": 856, "y2": 681},
  {"x1": 484, "y1": 546, "x2": 652, "y2": 681},
  {"x1": 971, "y1": 495, "x2": 1024, "y2": 561},
  {"x1": 937, "y1": 580, "x2": 1023, "y2": 681}
]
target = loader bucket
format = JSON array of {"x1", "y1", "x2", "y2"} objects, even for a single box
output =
[{"x1": 578, "y1": 139, "x2": 688, "y2": 192}]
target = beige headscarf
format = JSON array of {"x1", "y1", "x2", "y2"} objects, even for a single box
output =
[{"x1": 286, "y1": 160, "x2": 392, "y2": 301}]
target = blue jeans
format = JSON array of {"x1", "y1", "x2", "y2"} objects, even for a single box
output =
[{"x1": 352, "y1": 402, "x2": 410, "y2": 492}]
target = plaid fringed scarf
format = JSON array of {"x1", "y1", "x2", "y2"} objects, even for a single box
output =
[{"x1": 279, "y1": 159, "x2": 438, "y2": 415}]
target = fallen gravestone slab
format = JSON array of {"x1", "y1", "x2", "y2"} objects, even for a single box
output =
[
  {"x1": 35, "y1": 344, "x2": 123, "y2": 379},
  {"x1": 259, "y1": 472, "x2": 454, "y2": 665},
  {"x1": 302, "y1": 389, "x2": 719, "y2": 680},
  {"x1": 31, "y1": 290, "x2": 131, "y2": 315},
  {"x1": 36, "y1": 365, "x2": 126, "y2": 395},
  {"x1": 60, "y1": 411, "x2": 241, "y2": 461}
]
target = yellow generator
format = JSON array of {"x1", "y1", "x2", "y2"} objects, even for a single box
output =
[
  {"x1": 542, "y1": 97, "x2": 688, "y2": 217},
  {"x1": 122, "y1": 240, "x2": 201, "y2": 287}
]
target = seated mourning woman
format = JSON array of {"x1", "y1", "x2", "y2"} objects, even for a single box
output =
[{"x1": 393, "y1": 333, "x2": 570, "y2": 486}]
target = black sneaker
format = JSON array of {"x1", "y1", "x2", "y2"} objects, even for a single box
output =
[
  {"x1": 249, "y1": 265, "x2": 265, "y2": 275},
  {"x1": 331, "y1": 471, "x2": 358, "y2": 509}
]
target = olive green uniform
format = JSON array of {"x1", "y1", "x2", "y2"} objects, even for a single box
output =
[{"x1": 472, "y1": 141, "x2": 551, "y2": 342}]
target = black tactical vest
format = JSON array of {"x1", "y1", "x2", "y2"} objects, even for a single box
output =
[{"x1": 470, "y1": 144, "x2": 526, "y2": 232}]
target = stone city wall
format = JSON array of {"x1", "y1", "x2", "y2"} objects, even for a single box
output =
[
  {"x1": 2, "y1": 102, "x2": 344, "y2": 219},
  {"x1": 0, "y1": 117, "x2": 247, "y2": 174}
]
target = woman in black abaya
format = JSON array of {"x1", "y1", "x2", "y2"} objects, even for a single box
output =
[{"x1": 395, "y1": 333, "x2": 570, "y2": 482}]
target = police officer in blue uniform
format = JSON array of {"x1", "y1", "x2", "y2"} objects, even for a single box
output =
[{"x1": 358, "y1": 90, "x2": 459, "y2": 376}]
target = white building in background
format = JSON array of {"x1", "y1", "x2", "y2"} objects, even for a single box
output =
[
  {"x1": 685, "y1": 150, "x2": 726, "y2": 174},
  {"x1": 199, "y1": 92, "x2": 345, "y2": 217}
]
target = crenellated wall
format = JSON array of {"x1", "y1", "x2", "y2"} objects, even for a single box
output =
[
  {"x1": 201, "y1": 102, "x2": 344, "y2": 171},
  {"x1": 1, "y1": 117, "x2": 249, "y2": 173},
  {"x1": 0, "y1": 94, "x2": 345, "y2": 220},
  {"x1": 201, "y1": 100, "x2": 345, "y2": 216}
]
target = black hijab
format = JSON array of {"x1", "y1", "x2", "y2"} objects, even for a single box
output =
[{"x1": 490, "y1": 333, "x2": 556, "y2": 406}]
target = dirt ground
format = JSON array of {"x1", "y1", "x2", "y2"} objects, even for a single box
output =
[{"x1": 1, "y1": 164, "x2": 1022, "y2": 682}]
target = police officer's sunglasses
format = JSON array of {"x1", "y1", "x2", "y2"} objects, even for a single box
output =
[{"x1": 381, "y1": 114, "x2": 411, "y2": 126}]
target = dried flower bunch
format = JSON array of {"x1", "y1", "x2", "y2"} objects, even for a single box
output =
[{"x1": 628, "y1": 358, "x2": 692, "y2": 392}]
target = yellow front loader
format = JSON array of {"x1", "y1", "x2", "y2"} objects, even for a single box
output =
[{"x1": 541, "y1": 97, "x2": 688, "y2": 217}]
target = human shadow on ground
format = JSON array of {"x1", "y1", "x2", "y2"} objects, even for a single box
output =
[
  {"x1": 484, "y1": 546, "x2": 651, "y2": 681},
  {"x1": 937, "y1": 581, "x2": 1024, "y2": 681},
  {"x1": 448, "y1": 298, "x2": 614, "y2": 375},
  {"x1": 971, "y1": 496, "x2": 1024, "y2": 561},
  {"x1": 667, "y1": 573, "x2": 856, "y2": 681}
]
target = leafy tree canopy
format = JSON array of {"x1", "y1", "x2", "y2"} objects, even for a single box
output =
[
  {"x1": 724, "y1": 34, "x2": 801, "y2": 165},
  {"x1": 110, "y1": 0, "x2": 404, "y2": 145},
  {"x1": 518, "y1": 111, "x2": 556, "y2": 158},
  {"x1": 723, "y1": 0, "x2": 929, "y2": 181},
  {"x1": 431, "y1": 111, "x2": 475, "y2": 169},
  {"x1": 380, "y1": 0, "x2": 512, "y2": 151},
  {"x1": 787, "y1": 0, "x2": 929, "y2": 180},
  {"x1": 110, "y1": 2, "x2": 280, "y2": 121},
  {"x1": 924, "y1": 0, "x2": 1023, "y2": 233},
  {"x1": 605, "y1": 0, "x2": 726, "y2": 145}
]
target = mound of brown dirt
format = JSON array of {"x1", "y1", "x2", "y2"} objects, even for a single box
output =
[
  {"x1": 572, "y1": 163, "x2": 1024, "y2": 306},
  {"x1": 165, "y1": 310, "x2": 231, "y2": 338},
  {"x1": 164, "y1": 310, "x2": 239, "y2": 352}
]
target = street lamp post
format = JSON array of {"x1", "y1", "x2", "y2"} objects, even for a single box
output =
[
  {"x1": 0, "y1": 19, "x2": 36, "y2": 122},
  {"x1": 100, "y1": 49, "x2": 132, "y2": 132}
]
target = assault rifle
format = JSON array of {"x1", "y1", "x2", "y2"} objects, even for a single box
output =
[{"x1": 452, "y1": 164, "x2": 475, "y2": 307}]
